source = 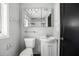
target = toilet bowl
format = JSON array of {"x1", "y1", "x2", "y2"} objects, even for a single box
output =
[
  {"x1": 19, "y1": 48, "x2": 33, "y2": 56},
  {"x1": 19, "y1": 38, "x2": 35, "y2": 56}
]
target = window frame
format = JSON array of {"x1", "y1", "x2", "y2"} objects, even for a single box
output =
[{"x1": 0, "y1": 3, "x2": 9, "y2": 39}]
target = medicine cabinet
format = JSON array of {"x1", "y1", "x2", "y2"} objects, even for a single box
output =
[{"x1": 24, "y1": 8, "x2": 54, "y2": 27}]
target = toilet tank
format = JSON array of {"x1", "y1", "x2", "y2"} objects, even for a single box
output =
[{"x1": 24, "y1": 38, "x2": 35, "y2": 48}]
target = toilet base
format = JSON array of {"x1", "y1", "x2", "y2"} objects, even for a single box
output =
[{"x1": 19, "y1": 48, "x2": 33, "y2": 56}]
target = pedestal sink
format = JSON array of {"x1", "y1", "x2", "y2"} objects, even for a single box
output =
[{"x1": 40, "y1": 36, "x2": 57, "y2": 43}]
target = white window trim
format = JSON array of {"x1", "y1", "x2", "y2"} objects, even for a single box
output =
[{"x1": 0, "y1": 3, "x2": 9, "y2": 39}]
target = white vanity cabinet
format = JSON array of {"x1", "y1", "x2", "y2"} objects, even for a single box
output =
[{"x1": 40, "y1": 38, "x2": 58, "y2": 56}]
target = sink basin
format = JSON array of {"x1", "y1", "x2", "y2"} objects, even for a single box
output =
[{"x1": 40, "y1": 36, "x2": 57, "y2": 43}]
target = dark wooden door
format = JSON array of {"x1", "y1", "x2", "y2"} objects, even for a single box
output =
[{"x1": 60, "y1": 3, "x2": 79, "y2": 56}]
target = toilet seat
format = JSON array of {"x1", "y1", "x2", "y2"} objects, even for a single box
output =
[{"x1": 19, "y1": 48, "x2": 33, "y2": 56}]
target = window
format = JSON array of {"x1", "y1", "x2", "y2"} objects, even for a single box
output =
[{"x1": 0, "y1": 3, "x2": 9, "y2": 39}]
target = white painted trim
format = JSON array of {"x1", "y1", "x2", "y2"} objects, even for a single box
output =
[
  {"x1": 46, "y1": 17, "x2": 48, "y2": 27},
  {"x1": 54, "y1": 3, "x2": 60, "y2": 56}
]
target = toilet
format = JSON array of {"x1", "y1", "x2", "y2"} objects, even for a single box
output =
[{"x1": 19, "y1": 38, "x2": 35, "y2": 56}]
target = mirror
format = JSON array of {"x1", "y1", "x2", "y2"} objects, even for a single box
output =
[{"x1": 24, "y1": 8, "x2": 53, "y2": 27}]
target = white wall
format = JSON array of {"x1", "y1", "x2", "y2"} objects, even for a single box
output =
[
  {"x1": 21, "y1": 3, "x2": 54, "y2": 8},
  {"x1": 53, "y1": 3, "x2": 60, "y2": 55},
  {"x1": 24, "y1": 27, "x2": 54, "y2": 38},
  {"x1": 0, "y1": 3, "x2": 21, "y2": 56}
]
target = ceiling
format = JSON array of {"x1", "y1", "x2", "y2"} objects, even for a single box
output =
[{"x1": 25, "y1": 8, "x2": 52, "y2": 18}]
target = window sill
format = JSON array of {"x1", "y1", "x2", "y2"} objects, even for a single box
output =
[{"x1": 0, "y1": 34, "x2": 9, "y2": 39}]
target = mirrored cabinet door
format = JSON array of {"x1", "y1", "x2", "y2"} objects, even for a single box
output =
[{"x1": 23, "y1": 8, "x2": 53, "y2": 27}]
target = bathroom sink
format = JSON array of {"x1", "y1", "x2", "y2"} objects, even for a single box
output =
[
  {"x1": 40, "y1": 36, "x2": 55, "y2": 39},
  {"x1": 46, "y1": 37, "x2": 56, "y2": 43},
  {"x1": 40, "y1": 36, "x2": 57, "y2": 43}
]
